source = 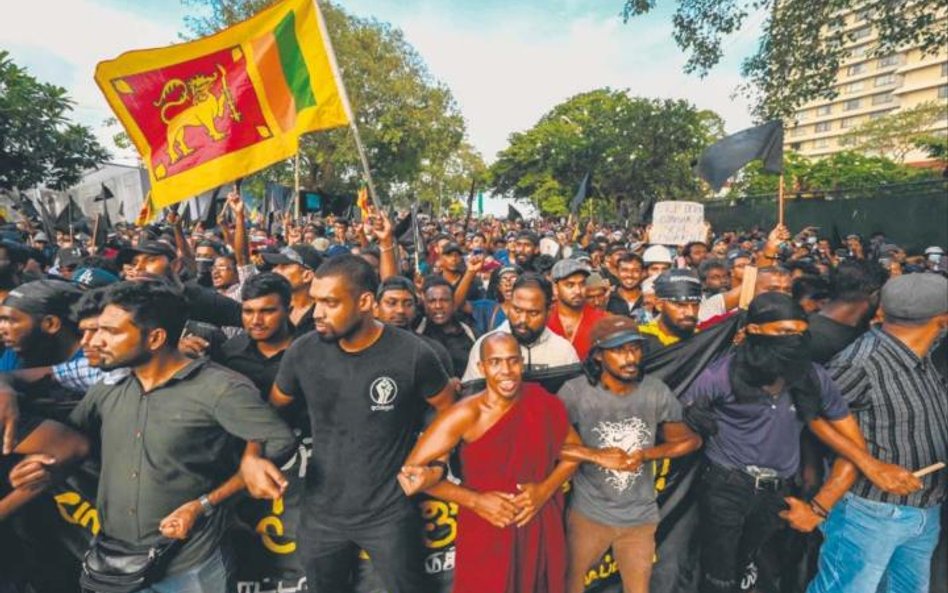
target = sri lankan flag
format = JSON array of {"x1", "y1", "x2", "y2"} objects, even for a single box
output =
[{"x1": 95, "y1": 0, "x2": 350, "y2": 213}]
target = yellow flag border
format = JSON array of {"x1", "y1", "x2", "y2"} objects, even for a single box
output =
[{"x1": 95, "y1": 0, "x2": 350, "y2": 211}]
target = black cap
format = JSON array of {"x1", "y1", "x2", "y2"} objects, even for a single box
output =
[
  {"x1": 260, "y1": 245, "x2": 323, "y2": 270},
  {"x1": 118, "y1": 239, "x2": 177, "y2": 265},
  {"x1": 2, "y1": 279, "x2": 83, "y2": 322},
  {"x1": 654, "y1": 270, "x2": 703, "y2": 302},
  {"x1": 441, "y1": 242, "x2": 464, "y2": 255},
  {"x1": 747, "y1": 292, "x2": 806, "y2": 325}
]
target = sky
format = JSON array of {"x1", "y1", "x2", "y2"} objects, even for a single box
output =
[{"x1": 2, "y1": 0, "x2": 764, "y2": 213}]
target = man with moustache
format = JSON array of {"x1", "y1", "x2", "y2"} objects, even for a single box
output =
[
  {"x1": 264, "y1": 255, "x2": 455, "y2": 593},
  {"x1": 399, "y1": 332, "x2": 580, "y2": 593},
  {"x1": 638, "y1": 270, "x2": 702, "y2": 354},
  {"x1": 463, "y1": 273, "x2": 579, "y2": 381},
  {"x1": 558, "y1": 317, "x2": 702, "y2": 593},
  {"x1": 374, "y1": 276, "x2": 455, "y2": 377},
  {"x1": 417, "y1": 276, "x2": 477, "y2": 379},
  {"x1": 606, "y1": 253, "x2": 647, "y2": 321},
  {"x1": 547, "y1": 259, "x2": 607, "y2": 360}
]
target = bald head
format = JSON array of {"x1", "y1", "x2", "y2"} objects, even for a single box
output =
[{"x1": 480, "y1": 331, "x2": 520, "y2": 361}]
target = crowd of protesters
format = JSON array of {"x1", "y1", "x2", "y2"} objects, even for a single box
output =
[{"x1": 0, "y1": 189, "x2": 944, "y2": 593}]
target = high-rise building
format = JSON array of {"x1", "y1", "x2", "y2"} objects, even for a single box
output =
[{"x1": 784, "y1": 5, "x2": 947, "y2": 165}]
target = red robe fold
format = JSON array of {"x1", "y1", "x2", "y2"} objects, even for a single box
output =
[{"x1": 454, "y1": 383, "x2": 569, "y2": 593}]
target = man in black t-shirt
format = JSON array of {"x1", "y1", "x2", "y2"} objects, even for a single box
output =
[
  {"x1": 808, "y1": 260, "x2": 887, "y2": 364},
  {"x1": 270, "y1": 255, "x2": 454, "y2": 593}
]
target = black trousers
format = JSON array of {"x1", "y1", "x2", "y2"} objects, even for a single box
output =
[
  {"x1": 299, "y1": 510, "x2": 431, "y2": 593},
  {"x1": 697, "y1": 463, "x2": 789, "y2": 593}
]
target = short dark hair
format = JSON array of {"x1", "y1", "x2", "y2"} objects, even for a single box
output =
[
  {"x1": 215, "y1": 253, "x2": 237, "y2": 269},
  {"x1": 196, "y1": 240, "x2": 223, "y2": 255},
  {"x1": 377, "y1": 276, "x2": 418, "y2": 302},
  {"x1": 512, "y1": 272, "x2": 553, "y2": 308},
  {"x1": 830, "y1": 260, "x2": 887, "y2": 302},
  {"x1": 683, "y1": 241, "x2": 708, "y2": 258},
  {"x1": 792, "y1": 275, "x2": 831, "y2": 303},
  {"x1": 697, "y1": 258, "x2": 727, "y2": 281},
  {"x1": 617, "y1": 253, "x2": 644, "y2": 267},
  {"x1": 314, "y1": 254, "x2": 379, "y2": 298},
  {"x1": 105, "y1": 280, "x2": 189, "y2": 345},
  {"x1": 241, "y1": 272, "x2": 292, "y2": 309},
  {"x1": 422, "y1": 274, "x2": 453, "y2": 296},
  {"x1": 73, "y1": 288, "x2": 109, "y2": 322}
]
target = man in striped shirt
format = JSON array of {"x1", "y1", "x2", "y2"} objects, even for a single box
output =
[{"x1": 807, "y1": 273, "x2": 948, "y2": 593}]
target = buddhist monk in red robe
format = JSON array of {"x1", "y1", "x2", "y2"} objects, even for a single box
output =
[{"x1": 399, "y1": 332, "x2": 581, "y2": 593}]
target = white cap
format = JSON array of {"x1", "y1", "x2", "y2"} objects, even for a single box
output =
[
  {"x1": 924, "y1": 246, "x2": 944, "y2": 256},
  {"x1": 643, "y1": 244, "x2": 672, "y2": 265}
]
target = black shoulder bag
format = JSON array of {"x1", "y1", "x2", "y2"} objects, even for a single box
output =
[{"x1": 79, "y1": 533, "x2": 182, "y2": 593}]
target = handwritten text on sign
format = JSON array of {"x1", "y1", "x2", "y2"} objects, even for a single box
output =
[{"x1": 650, "y1": 201, "x2": 706, "y2": 245}]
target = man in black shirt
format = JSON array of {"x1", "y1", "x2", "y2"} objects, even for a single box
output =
[
  {"x1": 606, "y1": 253, "x2": 645, "y2": 319},
  {"x1": 808, "y1": 260, "x2": 886, "y2": 364},
  {"x1": 219, "y1": 273, "x2": 293, "y2": 397},
  {"x1": 374, "y1": 276, "x2": 455, "y2": 376},
  {"x1": 261, "y1": 244, "x2": 322, "y2": 338},
  {"x1": 269, "y1": 255, "x2": 454, "y2": 593},
  {"x1": 417, "y1": 276, "x2": 477, "y2": 378}
]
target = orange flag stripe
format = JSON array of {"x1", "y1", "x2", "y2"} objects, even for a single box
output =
[{"x1": 250, "y1": 34, "x2": 296, "y2": 133}]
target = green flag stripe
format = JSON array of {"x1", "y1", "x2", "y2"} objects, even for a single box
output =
[{"x1": 274, "y1": 11, "x2": 317, "y2": 110}]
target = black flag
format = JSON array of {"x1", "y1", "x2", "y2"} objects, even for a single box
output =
[
  {"x1": 569, "y1": 172, "x2": 591, "y2": 215},
  {"x1": 695, "y1": 120, "x2": 784, "y2": 191},
  {"x1": 54, "y1": 195, "x2": 87, "y2": 234},
  {"x1": 202, "y1": 187, "x2": 224, "y2": 228},
  {"x1": 507, "y1": 203, "x2": 524, "y2": 221},
  {"x1": 93, "y1": 185, "x2": 114, "y2": 248}
]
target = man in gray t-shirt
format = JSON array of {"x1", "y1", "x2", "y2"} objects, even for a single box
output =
[{"x1": 558, "y1": 316, "x2": 702, "y2": 593}]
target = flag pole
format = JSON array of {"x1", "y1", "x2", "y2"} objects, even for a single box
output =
[
  {"x1": 294, "y1": 153, "x2": 301, "y2": 220},
  {"x1": 313, "y1": 0, "x2": 382, "y2": 211},
  {"x1": 92, "y1": 214, "x2": 101, "y2": 251},
  {"x1": 777, "y1": 173, "x2": 785, "y2": 226}
]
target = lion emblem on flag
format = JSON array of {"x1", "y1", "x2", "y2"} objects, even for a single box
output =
[{"x1": 153, "y1": 64, "x2": 242, "y2": 163}]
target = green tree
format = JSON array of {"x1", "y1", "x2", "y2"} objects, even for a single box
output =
[
  {"x1": 841, "y1": 101, "x2": 946, "y2": 162},
  {"x1": 622, "y1": 1, "x2": 948, "y2": 119},
  {"x1": 489, "y1": 88, "x2": 724, "y2": 217},
  {"x1": 729, "y1": 150, "x2": 938, "y2": 196},
  {"x1": 0, "y1": 51, "x2": 109, "y2": 190},
  {"x1": 182, "y1": 0, "x2": 483, "y2": 207}
]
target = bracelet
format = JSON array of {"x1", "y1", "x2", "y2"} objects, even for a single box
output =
[
  {"x1": 380, "y1": 245, "x2": 395, "y2": 253},
  {"x1": 810, "y1": 499, "x2": 829, "y2": 518},
  {"x1": 426, "y1": 460, "x2": 449, "y2": 477},
  {"x1": 198, "y1": 494, "x2": 216, "y2": 517}
]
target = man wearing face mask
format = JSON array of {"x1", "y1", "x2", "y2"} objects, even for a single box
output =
[{"x1": 681, "y1": 293, "x2": 857, "y2": 593}]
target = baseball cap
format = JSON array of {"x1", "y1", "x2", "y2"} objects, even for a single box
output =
[
  {"x1": 72, "y1": 267, "x2": 121, "y2": 290},
  {"x1": 3, "y1": 279, "x2": 83, "y2": 322},
  {"x1": 881, "y1": 273, "x2": 948, "y2": 321},
  {"x1": 589, "y1": 316, "x2": 647, "y2": 351},
  {"x1": 441, "y1": 242, "x2": 464, "y2": 255},
  {"x1": 261, "y1": 245, "x2": 323, "y2": 270},
  {"x1": 118, "y1": 239, "x2": 178, "y2": 265},
  {"x1": 551, "y1": 259, "x2": 592, "y2": 282},
  {"x1": 654, "y1": 270, "x2": 703, "y2": 302}
]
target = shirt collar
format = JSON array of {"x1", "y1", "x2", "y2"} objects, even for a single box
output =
[{"x1": 875, "y1": 327, "x2": 930, "y2": 369}]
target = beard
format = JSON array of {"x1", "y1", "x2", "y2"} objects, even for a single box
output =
[
  {"x1": 510, "y1": 323, "x2": 543, "y2": 346},
  {"x1": 316, "y1": 317, "x2": 361, "y2": 343},
  {"x1": 99, "y1": 347, "x2": 152, "y2": 371}
]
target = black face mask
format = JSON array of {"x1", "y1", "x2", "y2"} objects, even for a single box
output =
[
  {"x1": 195, "y1": 258, "x2": 213, "y2": 287},
  {"x1": 741, "y1": 332, "x2": 812, "y2": 385},
  {"x1": 731, "y1": 331, "x2": 822, "y2": 421}
]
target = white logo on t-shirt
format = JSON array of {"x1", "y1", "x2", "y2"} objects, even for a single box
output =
[
  {"x1": 592, "y1": 417, "x2": 651, "y2": 492},
  {"x1": 369, "y1": 377, "x2": 398, "y2": 411}
]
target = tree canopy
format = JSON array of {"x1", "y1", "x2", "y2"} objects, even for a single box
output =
[
  {"x1": 182, "y1": 0, "x2": 484, "y2": 207},
  {"x1": 489, "y1": 88, "x2": 723, "y2": 218},
  {"x1": 0, "y1": 50, "x2": 109, "y2": 190},
  {"x1": 729, "y1": 150, "x2": 939, "y2": 196},
  {"x1": 623, "y1": 1, "x2": 948, "y2": 119},
  {"x1": 841, "y1": 101, "x2": 946, "y2": 163}
]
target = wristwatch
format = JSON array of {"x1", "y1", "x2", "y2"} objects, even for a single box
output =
[{"x1": 198, "y1": 494, "x2": 216, "y2": 517}]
